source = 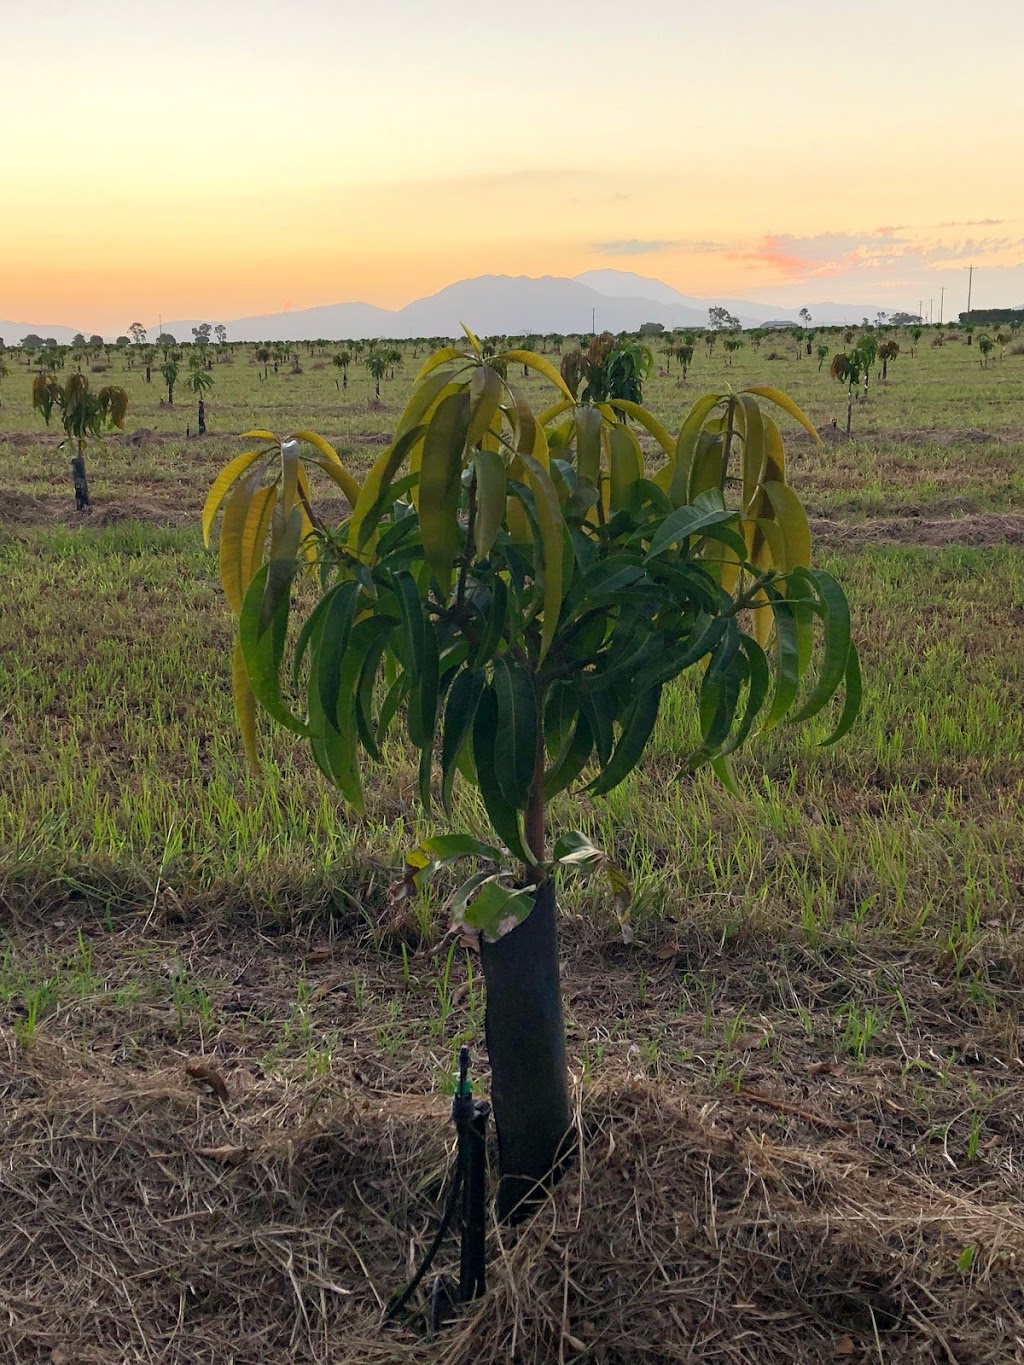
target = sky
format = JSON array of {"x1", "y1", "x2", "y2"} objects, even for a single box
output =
[{"x1": 2, "y1": 0, "x2": 1023, "y2": 333}]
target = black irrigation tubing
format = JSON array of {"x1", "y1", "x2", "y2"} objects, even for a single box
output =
[{"x1": 383, "y1": 1046, "x2": 490, "y2": 1328}]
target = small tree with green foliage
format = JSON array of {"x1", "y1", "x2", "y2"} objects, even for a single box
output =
[
  {"x1": 333, "y1": 350, "x2": 351, "y2": 388},
  {"x1": 366, "y1": 350, "x2": 389, "y2": 400},
  {"x1": 161, "y1": 359, "x2": 179, "y2": 405},
  {"x1": 187, "y1": 358, "x2": 214, "y2": 433},
  {"x1": 723, "y1": 337, "x2": 744, "y2": 366},
  {"x1": 830, "y1": 352, "x2": 862, "y2": 433},
  {"x1": 878, "y1": 339, "x2": 899, "y2": 381},
  {"x1": 32, "y1": 371, "x2": 128, "y2": 509},
  {"x1": 204, "y1": 330, "x2": 859, "y2": 1220},
  {"x1": 978, "y1": 334, "x2": 994, "y2": 367}
]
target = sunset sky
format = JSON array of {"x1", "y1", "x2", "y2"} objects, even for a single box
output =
[{"x1": 3, "y1": 0, "x2": 1023, "y2": 333}]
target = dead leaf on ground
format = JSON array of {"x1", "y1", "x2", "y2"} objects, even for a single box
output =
[{"x1": 185, "y1": 1061, "x2": 230, "y2": 1103}]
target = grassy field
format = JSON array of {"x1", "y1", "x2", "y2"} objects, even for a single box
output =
[{"x1": 2, "y1": 330, "x2": 1024, "y2": 1363}]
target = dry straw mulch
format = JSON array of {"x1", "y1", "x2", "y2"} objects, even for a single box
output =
[{"x1": 3, "y1": 1038, "x2": 1022, "y2": 1364}]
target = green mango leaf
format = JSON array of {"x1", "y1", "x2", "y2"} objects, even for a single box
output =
[
  {"x1": 492, "y1": 656, "x2": 538, "y2": 809},
  {"x1": 461, "y1": 879, "x2": 536, "y2": 941},
  {"x1": 646, "y1": 491, "x2": 735, "y2": 561},
  {"x1": 789, "y1": 569, "x2": 852, "y2": 724},
  {"x1": 420, "y1": 833, "x2": 505, "y2": 865},
  {"x1": 441, "y1": 668, "x2": 485, "y2": 814},
  {"x1": 543, "y1": 709, "x2": 594, "y2": 800},
  {"x1": 821, "y1": 640, "x2": 862, "y2": 745},
  {"x1": 239, "y1": 563, "x2": 306, "y2": 737},
  {"x1": 587, "y1": 684, "x2": 662, "y2": 797},
  {"x1": 419, "y1": 390, "x2": 471, "y2": 591},
  {"x1": 473, "y1": 686, "x2": 533, "y2": 865},
  {"x1": 316, "y1": 579, "x2": 361, "y2": 730}
]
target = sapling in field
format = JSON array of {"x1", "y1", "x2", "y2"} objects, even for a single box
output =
[
  {"x1": 186, "y1": 358, "x2": 213, "y2": 434},
  {"x1": 161, "y1": 359, "x2": 178, "y2": 405},
  {"x1": 204, "y1": 328, "x2": 859, "y2": 1221},
  {"x1": 32, "y1": 371, "x2": 128, "y2": 509}
]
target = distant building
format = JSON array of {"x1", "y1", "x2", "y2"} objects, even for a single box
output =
[{"x1": 761, "y1": 320, "x2": 800, "y2": 330}]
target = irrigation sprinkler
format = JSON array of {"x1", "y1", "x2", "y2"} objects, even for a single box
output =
[{"x1": 384, "y1": 1046, "x2": 490, "y2": 1330}]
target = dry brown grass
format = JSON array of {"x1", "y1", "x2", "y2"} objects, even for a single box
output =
[
  {"x1": 4, "y1": 1043, "x2": 1022, "y2": 1364},
  {"x1": 3, "y1": 903, "x2": 1023, "y2": 1364}
]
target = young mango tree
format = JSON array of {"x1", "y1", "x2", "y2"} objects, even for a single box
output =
[
  {"x1": 204, "y1": 331, "x2": 859, "y2": 1220},
  {"x1": 161, "y1": 359, "x2": 178, "y2": 405},
  {"x1": 32, "y1": 371, "x2": 128, "y2": 509},
  {"x1": 830, "y1": 352, "x2": 863, "y2": 434},
  {"x1": 187, "y1": 358, "x2": 214, "y2": 434}
]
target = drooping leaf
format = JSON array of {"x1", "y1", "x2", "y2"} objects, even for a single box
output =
[
  {"x1": 492, "y1": 656, "x2": 538, "y2": 809},
  {"x1": 231, "y1": 635, "x2": 259, "y2": 769},
  {"x1": 743, "y1": 386, "x2": 820, "y2": 442},
  {"x1": 419, "y1": 390, "x2": 471, "y2": 591},
  {"x1": 238, "y1": 563, "x2": 306, "y2": 736},
  {"x1": 789, "y1": 569, "x2": 853, "y2": 724},
  {"x1": 441, "y1": 668, "x2": 485, "y2": 813},
  {"x1": 500, "y1": 349, "x2": 574, "y2": 401},
  {"x1": 472, "y1": 448, "x2": 506, "y2": 561},
  {"x1": 587, "y1": 685, "x2": 662, "y2": 797},
  {"x1": 203, "y1": 448, "x2": 267, "y2": 546},
  {"x1": 291, "y1": 430, "x2": 363, "y2": 506},
  {"x1": 473, "y1": 686, "x2": 533, "y2": 865}
]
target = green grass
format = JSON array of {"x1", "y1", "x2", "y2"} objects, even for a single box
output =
[{"x1": 1, "y1": 328, "x2": 1023, "y2": 1180}]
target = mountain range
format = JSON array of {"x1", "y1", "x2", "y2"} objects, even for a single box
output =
[{"x1": 2, "y1": 271, "x2": 884, "y2": 345}]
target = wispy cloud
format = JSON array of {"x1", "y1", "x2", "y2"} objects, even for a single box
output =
[
  {"x1": 591, "y1": 239, "x2": 680, "y2": 255},
  {"x1": 726, "y1": 225, "x2": 1024, "y2": 284}
]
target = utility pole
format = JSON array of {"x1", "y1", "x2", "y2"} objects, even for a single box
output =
[
  {"x1": 966, "y1": 265, "x2": 973, "y2": 322},
  {"x1": 919, "y1": 299, "x2": 923, "y2": 323},
  {"x1": 929, "y1": 299, "x2": 933, "y2": 323},
  {"x1": 592, "y1": 307, "x2": 596, "y2": 334},
  {"x1": 939, "y1": 287, "x2": 944, "y2": 325}
]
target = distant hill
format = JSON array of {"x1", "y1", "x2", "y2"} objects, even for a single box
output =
[
  {"x1": 575, "y1": 271, "x2": 884, "y2": 328},
  {"x1": 158, "y1": 273, "x2": 886, "y2": 341},
  {"x1": 4, "y1": 271, "x2": 886, "y2": 345},
  {"x1": 0, "y1": 321, "x2": 91, "y2": 347}
]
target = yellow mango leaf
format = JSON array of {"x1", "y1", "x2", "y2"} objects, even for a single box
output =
[
  {"x1": 521, "y1": 452, "x2": 565, "y2": 664},
  {"x1": 232, "y1": 636, "x2": 259, "y2": 769},
  {"x1": 736, "y1": 394, "x2": 766, "y2": 516},
  {"x1": 415, "y1": 345, "x2": 468, "y2": 383},
  {"x1": 241, "y1": 484, "x2": 277, "y2": 590},
  {"x1": 241, "y1": 429, "x2": 278, "y2": 443},
  {"x1": 500, "y1": 350, "x2": 574, "y2": 402},
  {"x1": 396, "y1": 368, "x2": 463, "y2": 436},
  {"x1": 608, "y1": 400, "x2": 674, "y2": 459},
  {"x1": 202, "y1": 448, "x2": 267, "y2": 546},
  {"x1": 291, "y1": 430, "x2": 361, "y2": 507},
  {"x1": 473, "y1": 448, "x2": 506, "y2": 560},
  {"x1": 743, "y1": 387, "x2": 821, "y2": 442},
  {"x1": 461, "y1": 323, "x2": 483, "y2": 356},
  {"x1": 467, "y1": 365, "x2": 502, "y2": 448},
  {"x1": 763, "y1": 415, "x2": 786, "y2": 483},
  {"x1": 508, "y1": 385, "x2": 549, "y2": 469},
  {"x1": 608, "y1": 424, "x2": 643, "y2": 512},
  {"x1": 673, "y1": 393, "x2": 724, "y2": 505},
  {"x1": 762, "y1": 480, "x2": 812, "y2": 569},
  {"x1": 220, "y1": 471, "x2": 260, "y2": 615},
  {"x1": 536, "y1": 398, "x2": 574, "y2": 427}
]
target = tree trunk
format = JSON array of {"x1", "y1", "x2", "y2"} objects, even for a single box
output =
[
  {"x1": 846, "y1": 397, "x2": 853, "y2": 435},
  {"x1": 480, "y1": 878, "x2": 571, "y2": 1222},
  {"x1": 198, "y1": 399, "x2": 206, "y2": 435},
  {"x1": 72, "y1": 448, "x2": 90, "y2": 510}
]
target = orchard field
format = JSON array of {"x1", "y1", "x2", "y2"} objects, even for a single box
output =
[{"x1": 2, "y1": 327, "x2": 1024, "y2": 1363}]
